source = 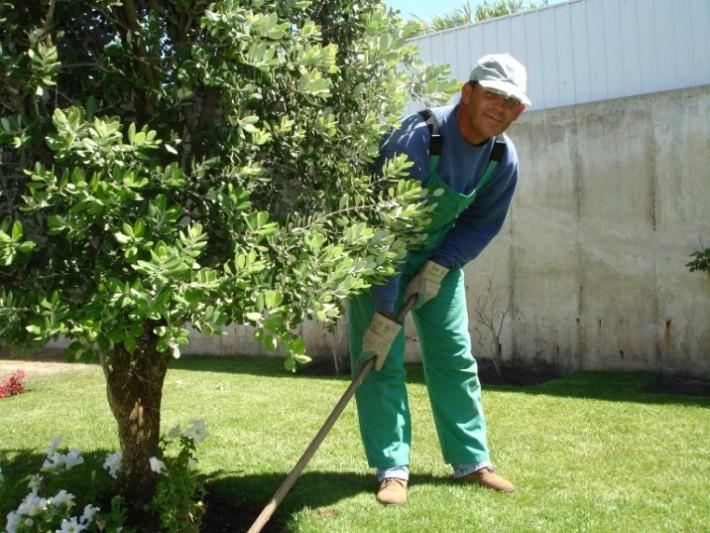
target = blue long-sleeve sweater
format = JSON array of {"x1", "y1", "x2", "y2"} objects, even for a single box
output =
[{"x1": 371, "y1": 104, "x2": 518, "y2": 314}]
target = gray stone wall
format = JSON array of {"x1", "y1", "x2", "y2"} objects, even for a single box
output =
[{"x1": 187, "y1": 86, "x2": 710, "y2": 377}]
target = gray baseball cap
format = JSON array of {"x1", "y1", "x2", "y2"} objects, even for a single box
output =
[{"x1": 469, "y1": 53, "x2": 531, "y2": 106}]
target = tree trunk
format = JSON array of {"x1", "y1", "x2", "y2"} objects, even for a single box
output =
[{"x1": 100, "y1": 329, "x2": 170, "y2": 531}]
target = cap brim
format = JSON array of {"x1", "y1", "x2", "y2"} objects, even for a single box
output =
[{"x1": 478, "y1": 79, "x2": 531, "y2": 106}]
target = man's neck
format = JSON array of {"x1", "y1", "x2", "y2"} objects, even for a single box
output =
[{"x1": 454, "y1": 104, "x2": 489, "y2": 146}]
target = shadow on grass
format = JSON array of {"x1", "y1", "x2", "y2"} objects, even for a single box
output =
[
  {"x1": 3, "y1": 351, "x2": 706, "y2": 407},
  {"x1": 170, "y1": 356, "x2": 710, "y2": 407},
  {"x1": 507, "y1": 371, "x2": 710, "y2": 407},
  {"x1": 0, "y1": 449, "x2": 447, "y2": 533},
  {"x1": 201, "y1": 470, "x2": 452, "y2": 533}
]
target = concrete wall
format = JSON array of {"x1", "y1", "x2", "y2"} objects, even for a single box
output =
[{"x1": 188, "y1": 86, "x2": 710, "y2": 377}]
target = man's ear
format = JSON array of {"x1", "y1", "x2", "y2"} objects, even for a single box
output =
[
  {"x1": 511, "y1": 103, "x2": 526, "y2": 120},
  {"x1": 461, "y1": 81, "x2": 473, "y2": 101}
]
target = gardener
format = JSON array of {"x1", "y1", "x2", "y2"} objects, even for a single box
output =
[{"x1": 349, "y1": 53, "x2": 529, "y2": 505}]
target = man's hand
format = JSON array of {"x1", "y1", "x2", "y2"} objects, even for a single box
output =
[
  {"x1": 358, "y1": 312, "x2": 402, "y2": 371},
  {"x1": 403, "y1": 260, "x2": 449, "y2": 309}
]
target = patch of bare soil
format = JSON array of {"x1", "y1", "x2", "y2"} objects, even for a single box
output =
[
  {"x1": 0, "y1": 348, "x2": 97, "y2": 377},
  {"x1": 200, "y1": 496, "x2": 285, "y2": 533}
]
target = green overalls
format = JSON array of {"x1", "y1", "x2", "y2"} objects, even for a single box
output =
[{"x1": 348, "y1": 119, "x2": 504, "y2": 471}]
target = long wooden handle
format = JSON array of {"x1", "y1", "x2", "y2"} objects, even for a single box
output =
[
  {"x1": 246, "y1": 357, "x2": 374, "y2": 533},
  {"x1": 247, "y1": 295, "x2": 416, "y2": 533}
]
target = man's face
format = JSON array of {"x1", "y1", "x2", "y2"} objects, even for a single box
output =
[{"x1": 458, "y1": 82, "x2": 525, "y2": 144}]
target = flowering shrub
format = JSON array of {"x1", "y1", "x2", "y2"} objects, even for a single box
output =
[
  {"x1": 0, "y1": 370, "x2": 26, "y2": 398},
  {"x1": 4, "y1": 420, "x2": 208, "y2": 532},
  {"x1": 149, "y1": 421, "x2": 209, "y2": 532}
]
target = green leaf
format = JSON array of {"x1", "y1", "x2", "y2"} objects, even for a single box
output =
[
  {"x1": 284, "y1": 357, "x2": 296, "y2": 372},
  {"x1": 245, "y1": 312, "x2": 262, "y2": 322},
  {"x1": 124, "y1": 336, "x2": 137, "y2": 353},
  {"x1": 25, "y1": 325, "x2": 41, "y2": 335},
  {"x1": 86, "y1": 95, "x2": 97, "y2": 117},
  {"x1": 293, "y1": 353, "x2": 312, "y2": 365},
  {"x1": 264, "y1": 335, "x2": 277, "y2": 351},
  {"x1": 11, "y1": 220, "x2": 22, "y2": 240},
  {"x1": 264, "y1": 290, "x2": 283, "y2": 309}
]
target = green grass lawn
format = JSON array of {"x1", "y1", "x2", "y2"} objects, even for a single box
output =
[{"x1": 1, "y1": 356, "x2": 708, "y2": 532}]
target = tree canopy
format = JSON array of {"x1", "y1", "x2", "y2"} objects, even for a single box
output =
[{"x1": 0, "y1": 0, "x2": 454, "y2": 367}]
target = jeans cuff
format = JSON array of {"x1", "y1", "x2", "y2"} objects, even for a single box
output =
[
  {"x1": 452, "y1": 460, "x2": 492, "y2": 478},
  {"x1": 377, "y1": 465, "x2": 410, "y2": 482}
]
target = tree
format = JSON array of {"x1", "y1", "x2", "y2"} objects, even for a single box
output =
[
  {"x1": 407, "y1": 0, "x2": 550, "y2": 35},
  {"x1": 0, "y1": 0, "x2": 456, "y2": 527}
]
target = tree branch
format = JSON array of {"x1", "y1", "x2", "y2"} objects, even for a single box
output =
[
  {"x1": 42, "y1": 0, "x2": 56, "y2": 33},
  {"x1": 122, "y1": 0, "x2": 141, "y2": 32},
  {"x1": 197, "y1": 88, "x2": 219, "y2": 130}
]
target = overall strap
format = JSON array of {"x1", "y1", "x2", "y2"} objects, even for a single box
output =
[
  {"x1": 418, "y1": 109, "x2": 507, "y2": 193},
  {"x1": 475, "y1": 136, "x2": 506, "y2": 194},
  {"x1": 418, "y1": 109, "x2": 443, "y2": 156}
]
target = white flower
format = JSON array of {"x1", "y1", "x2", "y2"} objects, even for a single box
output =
[
  {"x1": 49, "y1": 489, "x2": 75, "y2": 507},
  {"x1": 168, "y1": 424, "x2": 182, "y2": 438},
  {"x1": 42, "y1": 451, "x2": 63, "y2": 471},
  {"x1": 5, "y1": 511, "x2": 20, "y2": 533},
  {"x1": 27, "y1": 474, "x2": 42, "y2": 490},
  {"x1": 183, "y1": 419, "x2": 209, "y2": 445},
  {"x1": 56, "y1": 516, "x2": 86, "y2": 533},
  {"x1": 103, "y1": 451, "x2": 122, "y2": 479},
  {"x1": 149, "y1": 457, "x2": 166, "y2": 474},
  {"x1": 16, "y1": 490, "x2": 47, "y2": 517},
  {"x1": 42, "y1": 449, "x2": 84, "y2": 472},
  {"x1": 63, "y1": 449, "x2": 84, "y2": 470},
  {"x1": 80, "y1": 504, "x2": 100, "y2": 524}
]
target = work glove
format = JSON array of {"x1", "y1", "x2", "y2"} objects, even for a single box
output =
[
  {"x1": 358, "y1": 312, "x2": 401, "y2": 371},
  {"x1": 403, "y1": 260, "x2": 449, "y2": 309}
]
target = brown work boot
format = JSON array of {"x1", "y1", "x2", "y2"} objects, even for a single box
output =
[
  {"x1": 460, "y1": 467, "x2": 515, "y2": 493},
  {"x1": 376, "y1": 477, "x2": 408, "y2": 505}
]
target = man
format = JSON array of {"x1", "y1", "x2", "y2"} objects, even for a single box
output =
[{"x1": 349, "y1": 53, "x2": 530, "y2": 505}]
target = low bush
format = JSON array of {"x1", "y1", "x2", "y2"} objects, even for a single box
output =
[{"x1": 0, "y1": 369, "x2": 26, "y2": 398}]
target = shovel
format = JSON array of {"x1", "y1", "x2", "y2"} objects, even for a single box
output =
[{"x1": 247, "y1": 295, "x2": 417, "y2": 533}]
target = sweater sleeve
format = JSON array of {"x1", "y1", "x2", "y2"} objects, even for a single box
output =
[{"x1": 429, "y1": 156, "x2": 518, "y2": 269}]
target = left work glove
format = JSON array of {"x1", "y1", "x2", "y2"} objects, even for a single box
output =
[
  {"x1": 403, "y1": 260, "x2": 449, "y2": 309},
  {"x1": 358, "y1": 313, "x2": 401, "y2": 371}
]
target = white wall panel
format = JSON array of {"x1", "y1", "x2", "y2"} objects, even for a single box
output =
[
  {"x1": 636, "y1": 0, "x2": 660, "y2": 94},
  {"x1": 408, "y1": 0, "x2": 710, "y2": 110},
  {"x1": 555, "y1": 4, "x2": 576, "y2": 107},
  {"x1": 570, "y1": 0, "x2": 592, "y2": 102},
  {"x1": 689, "y1": 0, "x2": 710, "y2": 85},
  {"x1": 455, "y1": 28, "x2": 470, "y2": 80},
  {"x1": 653, "y1": 1, "x2": 678, "y2": 91}
]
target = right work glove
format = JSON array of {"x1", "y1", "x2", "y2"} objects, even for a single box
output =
[
  {"x1": 358, "y1": 312, "x2": 402, "y2": 371},
  {"x1": 403, "y1": 260, "x2": 449, "y2": 309}
]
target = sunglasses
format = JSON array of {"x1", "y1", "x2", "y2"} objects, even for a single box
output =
[{"x1": 479, "y1": 86, "x2": 522, "y2": 110}]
